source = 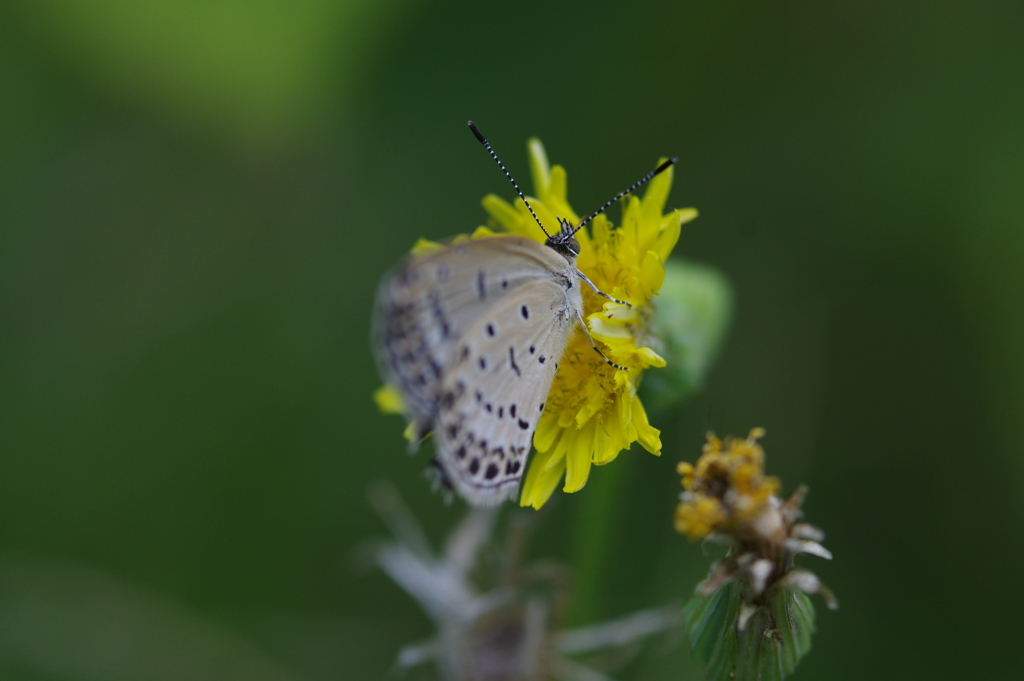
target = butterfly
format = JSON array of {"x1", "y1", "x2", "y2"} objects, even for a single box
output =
[{"x1": 373, "y1": 122, "x2": 675, "y2": 506}]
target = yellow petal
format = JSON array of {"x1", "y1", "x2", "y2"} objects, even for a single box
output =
[
  {"x1": 653, "y1": 212, "x2": 683, "y2": 261},
  {"x1": 635, "y1": 346, "x2": 667, "y2": 368},
  {"x1": 528, "y1": 137, "x2": 550, "y2": 197},
  {"x1": 520, "y1": 448, "x2": 565, "y2": 510},
  {"x1": 633, "y1": 397, "x2": 662, "y2": 454},
  {"x1": 592, "y1": 420, "x2": 620, "y2": 464},
  {"x1": 597, "y1": 302, "x2": 638, "y2": 322},
  {"x1": 614, "y1": 369, "x2": 633, "y2": 393},
  {"x1": 482, "y1": 194, "x2": 522, "y2": 232},
  {"x1": 599, "y1": 397, "x2": 630, "y2": 457},
  {"x1": 410, "y1": 238, "x2": 443, "y2": 256},
  {"x1": 533, "y1": 410, "x2": 561, "y2": 452},
  {"x1": 563, "y1": 421, "x2": 596, "y2": 492},
  {"x1": 588, "y1": 315, "x2": 634, "y2": 340},
  {"x1": 613, "y1": 391, "x2": 633, "y2": 434},
  {"x1": 525, "y1": 199, "x2": 559, "y2": 240},
  {"x1": 621, "y1": 195, "x2": 643, "y2": 247},
  {"x1": 638, "y1": 213, "x2": 662, "y2": 257},
  {"x1": 675, "y1": 207, "x2": 699, "y2": 226},
  {"x1": 639, "y1": 250, "x2": 665, "y2": 294},
  {"x1": 642, "y1": 158, "x2": 673, "y2": 225},
  {"x1": 544, "y1": 426, "x2": 572, "y2": 470},
  {"x1": 575, "y1": 392, "x2": 604, "y2": 429},
  {"x1": 373, "y1": 384, "x2": 406, "y2": 414},
  {"x1": 546, "y1": 165, "x2": 575, "y2": 221},
  {"x1": 591, "y1": 213, "x2": 612, "y2": 244},
  {"x1": 574, "y1": 216, "x2": 593, "y2": 256}
]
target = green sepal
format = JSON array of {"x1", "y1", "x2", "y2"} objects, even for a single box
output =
[
  {"x1": 683, "y1": 581, "x2": 816, "y2": 681},
  {"x1": 641, "y1": 258, "x2": 733, "y2": 413}
]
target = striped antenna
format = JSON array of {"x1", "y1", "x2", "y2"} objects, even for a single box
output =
[
  {"x1": 468, "y1": 121, "x2": 551, "y2": 238},
  {"x1": 571, "y1": 157, "x2": 678, "y2": 236}
]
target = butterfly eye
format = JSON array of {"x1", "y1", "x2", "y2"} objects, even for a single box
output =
[{"x1": 567, "y1": 238, "x2": 580, "y2": 257}]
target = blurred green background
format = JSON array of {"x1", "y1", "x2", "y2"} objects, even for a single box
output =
[{"x1": 2, "y1": 1, "x2": 1023, "y2": 679}]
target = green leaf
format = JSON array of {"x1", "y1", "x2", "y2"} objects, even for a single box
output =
[
  {"x1": 683, "y1": 582, "x2": 816, "y2": 681},
  {"x1": 641, "y1": 258, "x2": 733, "y2": 412}
]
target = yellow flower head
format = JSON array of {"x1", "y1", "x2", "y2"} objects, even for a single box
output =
[
  {"x1": 674, "y1": 428, "x2": 781, "y2": 540},
  {"x1": 480, "y1": 139, "x2": 696, "y2": 509},
  {"x1": 377, "y1": 137, "x2": 695, "y2": 509}
]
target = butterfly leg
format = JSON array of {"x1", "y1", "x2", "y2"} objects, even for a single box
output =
[
  {"x1": 575, "y1": 308, "x2": 628, "y2": 371},
  {"x1": 575, "y1": 270, "x2": 632, "y2": 307}
]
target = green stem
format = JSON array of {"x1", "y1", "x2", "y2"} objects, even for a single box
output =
[{"x1": 567, "y1": 455, "x2": 633, "y2": 626}]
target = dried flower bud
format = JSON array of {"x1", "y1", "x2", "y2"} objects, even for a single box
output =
[{"x1": 675, "y1": 430, "x2": 837, "y2": 681}]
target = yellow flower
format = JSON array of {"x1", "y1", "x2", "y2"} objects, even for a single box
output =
[
  {"x1": 376, "y1": 137, "x2": 695, "y2": 509},
  {"x1": 674, "y1": 428, "x2": 781, "y2": 540},
  {"x1": 480, "y1": 139, "x2": 697, "y2": 509}
]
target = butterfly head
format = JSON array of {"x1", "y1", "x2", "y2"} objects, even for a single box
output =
[{"x1": 545, "y1": 216, "x2": 581, "y2": 263}]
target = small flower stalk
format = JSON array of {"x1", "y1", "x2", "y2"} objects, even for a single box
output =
[
  {"x1": 676, "y1": 429, "x2": 836, "y2": 681},
  {"x1": 365, "y1": 483, "x2": 680, "y2": 681}
]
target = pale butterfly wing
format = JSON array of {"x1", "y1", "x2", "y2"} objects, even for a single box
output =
[
  {"x1": 434, "y1": 277, "x2": 578, "y2": 505},
  {"x1": 374, "y1": 235, "x2": 572, "y2": 429},
  {"x1": 374, "y1": 235, "x2": 583, "y2": 505}
]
